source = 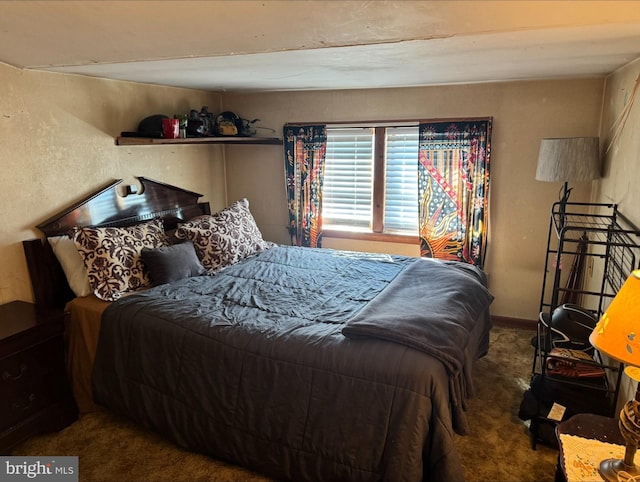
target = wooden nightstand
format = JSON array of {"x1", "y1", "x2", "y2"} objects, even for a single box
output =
[
  {"x1": 0, "y1": 301, "x2": 78, "y2": 454},
  {"x1": 555, "y1": 413, "x2": 624, "y2": 482}
]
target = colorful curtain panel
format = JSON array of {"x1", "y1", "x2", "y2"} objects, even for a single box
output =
[
  {"x1": 418, "y1": 120, "x2": 492, "y2": 268},
  {"x1": 283, "y1": 124, "x2": 327, "y2": 247}
]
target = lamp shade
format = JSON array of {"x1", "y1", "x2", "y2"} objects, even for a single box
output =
[
  {"x1": 536, "y1": 137, "x2": 600, "y2": 183},
  {"x1": 590, "y1": 270, "x2": 640, "y2": 368}
]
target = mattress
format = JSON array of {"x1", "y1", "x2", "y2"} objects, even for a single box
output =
[{"x1": 89, "y1": 246, "x2": 493, "y2": 481}]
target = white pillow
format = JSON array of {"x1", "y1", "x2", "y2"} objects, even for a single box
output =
[{"x1": 48, "y1": 235, "x2": 92, "y2": 297}]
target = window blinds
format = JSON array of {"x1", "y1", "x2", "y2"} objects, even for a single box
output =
[
  {"x1": 323, "y1": 128, "x2": 374, "y2": 230},
  {"x1": 384, "y1": 126, "x2": 419, "y2": 233},
  {"x1": 323, "y1": 126, "x2": 418, "y2": 234}
]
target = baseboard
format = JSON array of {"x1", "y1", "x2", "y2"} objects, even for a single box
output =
[{"x1": 492, "y1": 315, "x2": 536, "y2": 331}]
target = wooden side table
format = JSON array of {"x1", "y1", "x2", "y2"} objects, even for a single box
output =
[
  {"x1": 0, "y1": 301, "x2": 78, "y2": 454},
  {"x1": 555, "y1": 413, "x2": 624, "y2": 482}
]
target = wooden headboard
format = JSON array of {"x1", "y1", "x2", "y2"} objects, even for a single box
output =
[{"x1": 23, "y1": 177, "x2": 211, "y2": 309}]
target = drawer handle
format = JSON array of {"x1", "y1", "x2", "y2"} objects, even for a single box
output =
[
  {"x1": 2, "y1": 363, "x2": 28, "y2": 381},
  {"x1": 12, "y1": 393, "x2": 36, "y2": 411}
]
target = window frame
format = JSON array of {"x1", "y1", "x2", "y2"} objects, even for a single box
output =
[
  {"x1": 294, "y1": 117, "x2": 487, "y2": 245},
  {"x1": 322, "y1": 121, "x2": 420, "y2": 244}
]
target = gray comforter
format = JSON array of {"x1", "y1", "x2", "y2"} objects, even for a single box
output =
[{"x1": 92, "y1": 246, "x2": 493, "y2": 481}]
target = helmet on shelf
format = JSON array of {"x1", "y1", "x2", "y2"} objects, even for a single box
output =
[
  {"x1": 137, "y1": 114, "x2": 169, "y2": 138},
  {"x1": 539, "y1": 303, "x2": 598, "y2": 351},
  {"x1": 215, "y1": 111, "x2": 240, "y2": 136}
]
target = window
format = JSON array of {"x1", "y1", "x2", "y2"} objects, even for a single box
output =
[{"x1": 323, "y1": 125, "x2": 419, "y2": 237}]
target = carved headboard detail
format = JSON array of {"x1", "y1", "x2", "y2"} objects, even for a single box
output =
[{"x1": 24, "y1": 177, "x2": 211, "y2": 308}]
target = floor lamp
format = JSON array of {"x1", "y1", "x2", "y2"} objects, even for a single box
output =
[
  {"x1": 535, "y1": 137, "x2": 601, "y2": 312},
  {"x1": 590, "y1": 270, "x2": 640, "y2": 482}
]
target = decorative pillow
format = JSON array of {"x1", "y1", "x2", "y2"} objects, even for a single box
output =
[
  {"x1": 72, "y1": 219, "x2": 169, "y2": 301},
  {"x1": 141, "y1": 241, "x2": 206, "y2": 285},
  {"x1": 175, "y1": 198, "x2": 274, "y2": 272},
  {"x1": 48, "y1": 235, "x2": 92, "y2": 297}
]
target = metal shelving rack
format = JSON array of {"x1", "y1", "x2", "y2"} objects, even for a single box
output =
[
  {"x1": 529, "y1": 202, "x2": 640, "y2": 447},
  {"x1": 539, "y1": 201, "x2": 640, "y2": 318}
]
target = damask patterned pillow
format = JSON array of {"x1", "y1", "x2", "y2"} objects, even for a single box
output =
[
  {"x1": 72, "y1": 219, "x2": 169, "y2": 301},
  {"x1": 175, "y1": 198, "x2": 274, "y2": 272}
]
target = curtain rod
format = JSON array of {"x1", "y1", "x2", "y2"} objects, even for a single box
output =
[{"x1": 284, "y1": 116, "x2": 492, "y2": 128}]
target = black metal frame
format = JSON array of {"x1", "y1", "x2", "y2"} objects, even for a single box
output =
[
  {"x1": 529, "y1": 202, "x2": 640, "y2": 448},
  {"x1": 539, "y1": 201, "x2": 640, "y2": 318}
]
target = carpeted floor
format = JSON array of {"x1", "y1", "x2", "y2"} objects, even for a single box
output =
[
  {"x1": 11, "y1": 327, "x2": 558, "y2": 481},
  {"x1": 453, "y1": 327, "x2": 558, "y2": 481}
]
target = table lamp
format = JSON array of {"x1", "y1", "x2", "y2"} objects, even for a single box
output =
[
  {"x1": 589, "y1": 270, "x2": 640, "y2": 482},
  {"x1": 536, "y1": 137, "x2": 600, "y2": 204}
]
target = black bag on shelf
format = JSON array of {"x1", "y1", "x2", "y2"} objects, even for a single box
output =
[
  {"x1": 518, "y1": 373, "x2": 612, "y2": 448},
  {"x1": 530, "y1": 373, "x2": 610, "y2": 415}
]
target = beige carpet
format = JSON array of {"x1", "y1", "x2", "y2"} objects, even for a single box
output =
[
  {"x1": 453, "y1": 327, "x2": 558, "y2": 481},
  {"x1": 11, "y1": 327, "x2": 558, "y2": 481}
]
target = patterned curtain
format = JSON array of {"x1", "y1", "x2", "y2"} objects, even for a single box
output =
[
  {"x1": 418, "y1": 120, "x2": 492, "y2": 269},
  {"x1": 283, "y1": 124, "x2": 327, "y2": 247}
]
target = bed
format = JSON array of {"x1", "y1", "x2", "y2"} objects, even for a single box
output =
[{"x1": 23, "y1": 177, "x2": 494, "y2": 482}]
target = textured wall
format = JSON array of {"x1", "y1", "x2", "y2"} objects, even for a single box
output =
[
  {"x1": 594, "y1": 57, "x2": 640, "y2": 407},
  {"x1": 0, "y1": 59, "x2": 617, "y2": 321},
  {"x1": 222, "y1": 78, "x2": 605, "y2": 320},
  {"x1": 596, "y1": 58, "x2": 640, "y2": 226},
  {"x1": 0, "y1": 62, "x2": 225, "y2": 304}
]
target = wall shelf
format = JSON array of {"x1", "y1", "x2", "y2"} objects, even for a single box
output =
[{"x1": 116, "y1": 136, "x2": 283, "y2": 146}]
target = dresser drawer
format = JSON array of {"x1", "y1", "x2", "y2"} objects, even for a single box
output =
[
  {"x1": 0, "y1": 379, "x2": 54, "y2": 429},
  {"x1": 0, "y1": 301, "x2": 77, "y2": 453},
  {"x1": 0, "y1": 335, "x2": 62, "y2": 381},
  {"x1": 0, "y1": 335, "x2": 66, "y2": 430}
]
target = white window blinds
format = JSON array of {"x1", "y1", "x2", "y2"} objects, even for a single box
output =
[
  {"x1": 323, "y1": 128, "x2": 374, "y2": 230},
  {"x1": 384, "y1": 127, "x2": 419, "y2": 233},
  {"x1": 323, "y1": 125, "x2": 419, "y2": 234}
]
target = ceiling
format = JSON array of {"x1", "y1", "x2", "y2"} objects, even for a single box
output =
[{"x1": 2, "y1": 1, "x2": 640, "y2": 93}]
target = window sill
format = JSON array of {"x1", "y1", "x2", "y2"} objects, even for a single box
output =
[{"x1": 322, "y1": 230, "x2": 419, "y2": 245}]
